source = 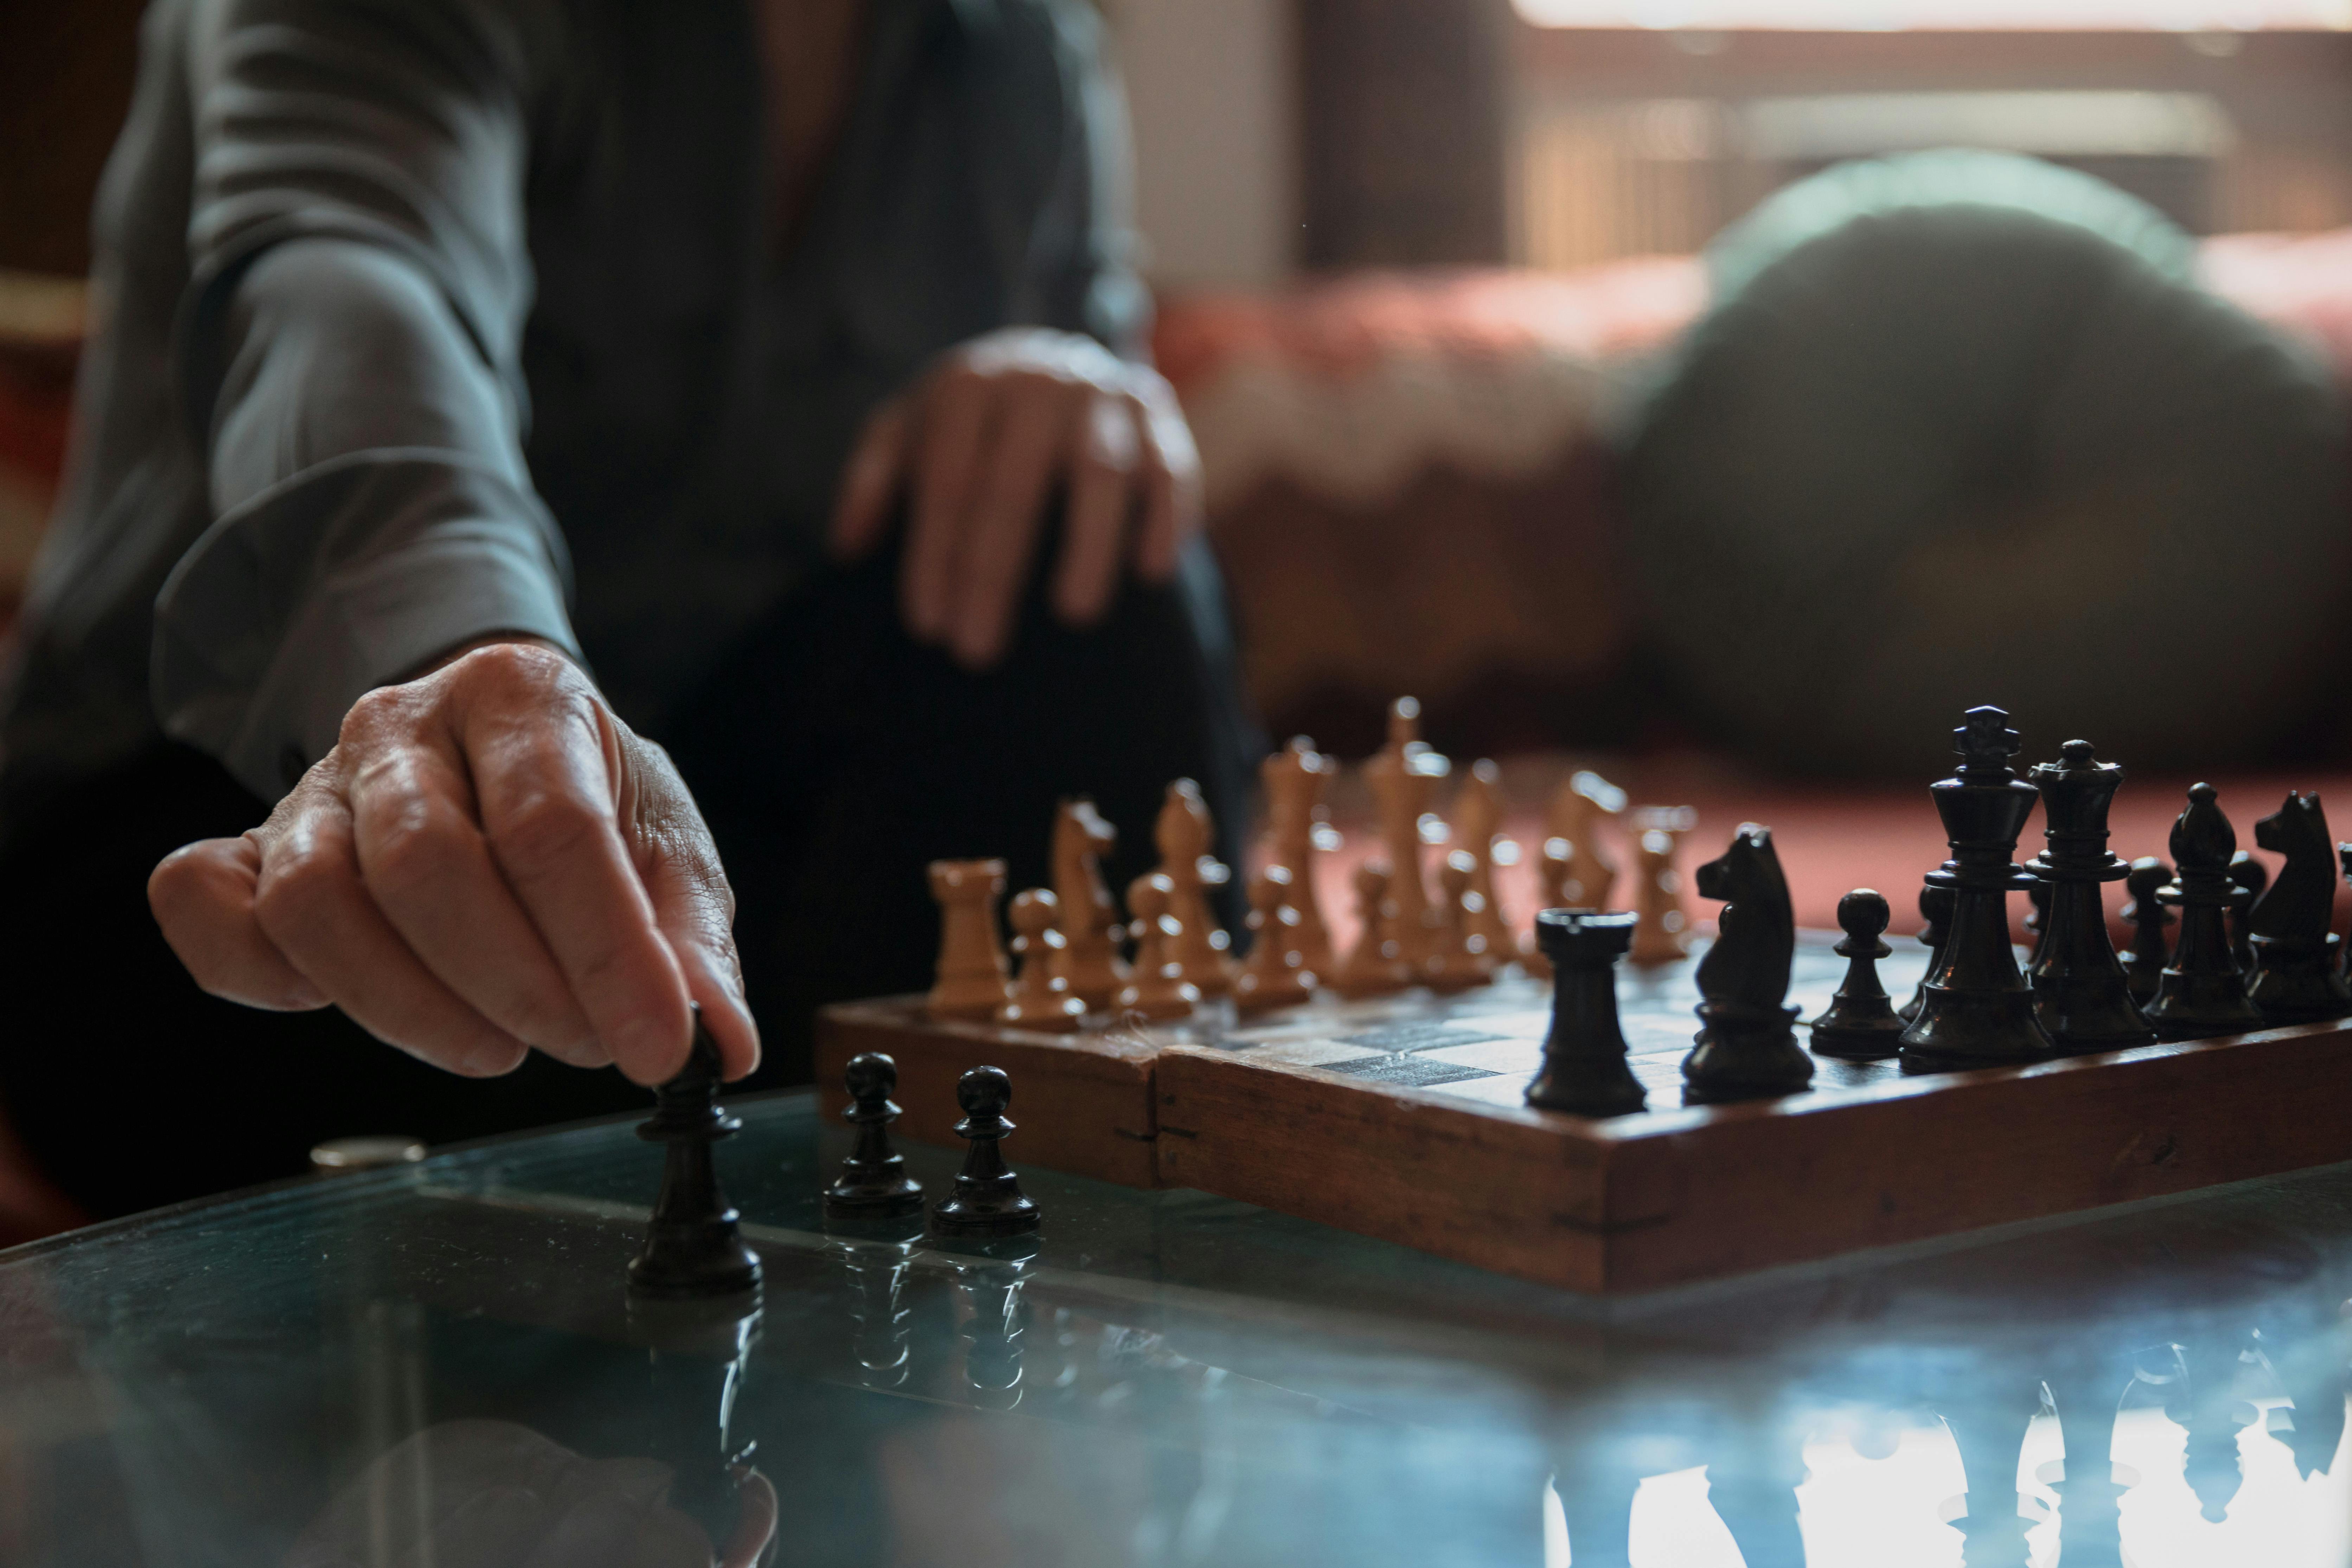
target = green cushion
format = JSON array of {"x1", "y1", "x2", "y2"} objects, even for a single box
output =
[{"x1": 1625, "y1": 151, "x2": 2347, "y2": 775}]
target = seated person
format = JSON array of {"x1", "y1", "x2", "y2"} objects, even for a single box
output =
[{"x1": 0, "y1": 0, "x2": 1255, "y2": 1227}]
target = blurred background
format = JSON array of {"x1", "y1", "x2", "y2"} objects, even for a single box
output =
[{"x1": 8, "y1": 0, "x2": 2352, "y2": 798}]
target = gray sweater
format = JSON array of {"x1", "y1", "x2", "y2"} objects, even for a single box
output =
[{"x1": 5, "y1": 0, "x2": 1144, "y2": 806}]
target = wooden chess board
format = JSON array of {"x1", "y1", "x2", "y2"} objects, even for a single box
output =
[{"x1": 816, "y1": 938, "x2": 2352, "y2": 1294}]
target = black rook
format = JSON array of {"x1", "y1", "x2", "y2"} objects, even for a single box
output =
[{"x1": 1525, "y1": 909, "x2": 1646, "y2": 1117}]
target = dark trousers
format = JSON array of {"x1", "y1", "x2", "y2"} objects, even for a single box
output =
[{"x1": 0, "y1": 540, "x2": 1256, "y2": 1218}]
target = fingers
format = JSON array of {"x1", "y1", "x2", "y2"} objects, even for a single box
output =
[
  {"x1": 344, "y1": 733, "x2": 607, "y2": 1069},
  {"x1": 903, "y1": 366, "x2": 995, "y2": 643},
  {"x1": 1131, "y1": 375, "x2": 1202, "y2": 583},
  {"x1": 149, "y1": 837, "x2": 328, "y2": 1011},
  {"x1": 624, "y1": 732, "x2": 762, "y2": 1081},
  {"x1": 249, "y1": 783, "x2": 531, "y2": 1077},
  {"x1": 460, "y1": 680, "x2": 696, "y2": 1086},
  {"x1": 829, "y1": 397, "x2": 910, "y2": 561},
  {"x1": 1052, "y1": 388, "x2": 1138, "y2": 626},
  {"x1": 943, "y1": 379, "x2": 1070, "y2": 666}
]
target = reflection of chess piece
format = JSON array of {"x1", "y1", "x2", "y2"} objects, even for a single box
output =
[
  {"x1": 1052, "y1": 799, "x2": 1128, "y2": 1009},
  {"x1": 1546, "y1": 769, "x2": 1626, "y2": 909},
  {"x1": 833, "y1": 1235, "x2": 916, "y2": 1391},
  {"x1": 630, "y1": 1015, "x2": 763, "y2": 1299},
  {"x1": 1362, "y1": 697, "x2": 1451, "y2": 977},
  {"x1": 823, "y1": 1052, "x2": 926, "y2": 1222},
  {"x1": 1234, "y1": 865, "x2": 1318, "y2": 1013},
  {"x1": 1155, "y1": 779, "x2": 1236, "y2": 996},
  {"x1": 1262, "y1": 737, "x2": 1338, "y2": 973},
  {"x1": 625, "y1": 1279, "x2": 767, "y2": 1550},
  {"x1": 1933, "y1": 1380, "x2": 2045, "y2": 1568},
  {"x1": 926, "y1": 858, "x2": 1011, "y2": 1019},
  {"x1": 1627, "y1": 806, "x2": 1696, "y2": 965},
  {"x1": 951, "y1": 1247, "x2": 1036, "y2": 1412},
  {"x1": 1451, "y1": 761, "x2": 1518, "y2": 967},
  {"x1": 1333, "y1": 861, "x2": 1411, "y2": 998},
  {"x1": 997, "y1": 889, "x2": 1087, "y2": 1031},
  {"x1": 1426, "y1": 851, "x2": 1497, "y2": 993},
  {"x1": 1116, "y1": 872, "x2": 1200, "y2": 1020}
]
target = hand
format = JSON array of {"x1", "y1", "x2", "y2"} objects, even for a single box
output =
[
  {"x1": 830, "y1": 326, "x2": 1203, "y2": 668},
  {"x1": 148, "y1": 642, "x2": 758, "y2": 1085}
]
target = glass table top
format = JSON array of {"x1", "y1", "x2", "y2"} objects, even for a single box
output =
[{"x1": 3, "y1": 1088, "x2": 2349, "y2": 1567}]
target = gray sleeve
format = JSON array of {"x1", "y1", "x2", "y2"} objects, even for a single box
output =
[
  {"x1": 1036, "y1": 0, "x2": 1154, "y2": 363},
  {"x1": 153, "y1": 0, "x2": 577, "y2": 799}
]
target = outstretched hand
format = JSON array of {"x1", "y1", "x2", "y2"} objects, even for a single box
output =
[
  {"x1": 829, "y1": 326, "x2": 1203, "y2": 668},
  {"x1": 149, "y1": 642, "x2": 758, "y2": 1086}
]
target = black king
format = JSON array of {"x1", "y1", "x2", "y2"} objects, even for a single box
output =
[
  {"x1": 1899, "y1": 706, "x2": 2058, "y2": 1068},
  {"x1": 2024, "y1": 740, "x2": 2157, "y2": 1052}
]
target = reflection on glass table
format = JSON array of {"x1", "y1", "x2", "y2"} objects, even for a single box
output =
[{"x1": 0, "y1": 1089, "x2": 2348, "y2": 1567}]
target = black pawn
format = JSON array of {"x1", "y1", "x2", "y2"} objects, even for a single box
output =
[
  {"x1": 2024, "y1": 740, "x2": 2154, "y2": 1053},
  {"x1": 1525, "y1": 909, "x2": 1645, "y2": 1116},
  {"x1": 1897, "y1": 883, "x2": 1955, "y2": 1024},
  {"x1": 2145, "y1": 785, "x2": 2266, "y2": 1042},
  {"x1": 2229, "y1": 851, "x2": 2268, "y2": 974},
  {"x1": 2338, "y1": 843, "x2": 2352, "y2": 988},
  {"x1": 2245, "y1": 792, "x2": 2352, "y2": 1023},
  {"x1": 1809, "y1": 890, "x2": 1906, "y2": 1060},
  {"x1": 1899, "y1": 706, "x2": 2057, "y2": 1068},
  {"x1": 629, "y1": 1013, "x2": 762, "y2": 1299},
  {"x1": 2120, "y1": 857, "x2": 2173, "y2": 1006},
  {"x1": 930, "y1": 1067, "x2": 1042, "y2": 1238},
  {"x1": 2024, "y1": 879, "x2": 2052, "y2": 963},
  {"x1": 1683, "y1": 824, "x2": 1813, "y2": 1103},
  {"x1": 823, "y1": 1053, "x2": 926, "y2": 1222}
]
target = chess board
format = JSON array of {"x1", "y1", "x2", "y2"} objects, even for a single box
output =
[{"x1": 816, "y1": 937, "x2": 2352, "y2": 1293}]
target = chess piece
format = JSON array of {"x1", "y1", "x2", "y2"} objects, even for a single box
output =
[
  {"x1": 1546, "y1": 768, "x2": 1626, "y2": 908},
  {"x1": 2145, "y1": 784, "x2": 2266, "y2": 1041},
  {"x1": 1261, "y1": 737, "x2": 1338, "y2": 974},
  {"x1": 1899, "y1": 707, "x2": 2058, "y2": 1068},
  {"x1": 1234, "y1": 865, "x2": 1318, "y2": 1013},
  {"x1": 996, "y1": 889, "x2": 1087, "y2": 1031},
  {"x1": 1522, "y1": 834, "x2": 1578, "y2": 980},
  {"x1": 1051, "y1": 799, "x2": 1128, "y2": 1009},
  {"x1": 2024, "y1": 740, "x2": 2155, "y2": 1053},
  {"x1": 823, "y1": 1052, "x2": 926, "y2": 1222},
  {"x1": 1897, "y1": 883, "x2": 1954, "y2": 1023},
  {"x1": 2246, "y1": 792, "x2": 2352, "y2": 1023},
  {"x1": 1525, "y1": 909, "x2": 1645, "y2": 1116},
  {"x1": 1362, "y1": 696, "x2": 1451, "y2": 977},
  {"x1": 1682, "y1": 824, "x2": 1813, "y2": 1102},
  {"x1": 2024, "y1": 880, "x2": 2052, "y2": 962},
  {"x1": 1115, "y1": 871, "x2": 1199, "y2": 1020},
  {"x1": 953, "y1": 1249, "x2": 1036, "y2": 1410},
  {"x1": 2338, "y1": 843, "x2": 2352, "y2": 988},
  {"x1": 1808, "y1": 890, "x2": 1907, "y2": 1061},
  {"x1": 1426, "y1": 851, "x2": 1498, "y2": 993},
  {"x1": 930, "y1": 1066, "x2": 1042, "y2": 1238},
  {"x1": 2229, "y1": 851, "x2": 2268, "y2": 974},
  {"x1": 1451, "y1": 760, "x2": 1519, "y2": 966},
  {"x1": 927, "y1": 858, "x2": 1012, "y2": 1020},
  {"x1": 629, "y1": 1013, "x2": 762, "y2": 1298},
  {"x1": 1628, "y1": 806, "x2": 1698, "y2": 965},
  {"x1": 1154, "y1": 779, "x2": 1236, "y2": 996},
  {"x1": 2120, "y1": 857, "x2": 2173, "y2": 1006},
  {"x1": 1332, "y1": 860, "x2": 1412, "y2": 998}
]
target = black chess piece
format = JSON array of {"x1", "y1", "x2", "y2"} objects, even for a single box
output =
[
  {"x1": 823, "y1": 1053, "x2": 926, "y2": 1222},
  {"x1": 629, "y1": 1012, "x2": 763, "y2": 1299},
  {"x1": 2246, "y1": 792, "x2": 2352, "y2": 1023},
  {"x1": 930, "y1": 1066, "x2": 1043, "y2": 1238},
  {"x1": 2024, "y1": 879, "x2": 2052, "y2": 963},
  {"x1": 1682, "y1": 824, "x2": 1813, "y2": 1103},
  {"x1": 2024, "y1": 740, "x2": 2155, "y2": 1054},
  {"x1": 2145, "y1": 785, "x2": 2266, "y2": 1042},
  {"x1": 1897, "y1": 883, "x2": 1954, "y2": 1024},
  {"x1": 2337, "y1": 842, "x2": 2352, "y2": 989},
  {"x1": 1900, "y1": 707, "x2": 2058, "y2": 1068},
  {"x1": 2120, "y1": 856, "x2": 2173, "y2": 1007},
  {"x1": 1525, "y1": 910, "x2": 1646, "y2": 1116},
  {"x1": 2228, "y1": 851, "x2": 2268, "y2": 974},
  {"x1": 1808, "y1": 890, "x2": 1907, "y2": 1060}
]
